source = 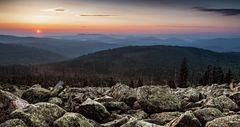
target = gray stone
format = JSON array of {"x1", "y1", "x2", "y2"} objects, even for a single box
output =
[
  {"x1": 120, "y1": 117, "x2": 138, "y2": 127},
  {"x1": 22, "y1": 87, "x2": 51, "y2": 103},
  {"x1": 94, "y1": 95, "x2": 114, "y2": 103},
  {"x1": 107, "y1": 83, "x2": 137, "y2": 106},
  {"x1": 185, "y1": 88, "x2": 203, "y2": 102},
  {"x1": 75, "y1": 98, "x2": 110, "y2": 123},
  {"x1": 51, "y1": 81, "x2": 64, "y2": 97},
  {"x1": 194, "y1": 107, "x2": 224, "y2": 125},
  {"x1": 53, "y1": 112, "x2": 94, "y2": 127},
  {"x1": 167, "y1": 111, "x2": 202, "y2": 127},
  {"x1": 150, "y1": 112, "x2": 182, "y2": 125},
  {"x1": 128, "y1": 110, "x2": 148, "y2": 120},
  {"x1": 102, "y1": 101, "x2": 130, "y2": 113},
  {"x1": 135, "y1": 120, "x2": 164, "y2": 127},
  {"x1": 206, "y1": 115, "x2": 240, "y2": 127},
  {"x1": 10, "y1": 102, "x2": 66, "y2": 127},
  {"x1": 0, "y1": 90, "x2": 29, "y2": 123},
  {"x1": 230, "y1": 92, "x2": 240, "y2": 105},
  {"x1": 0, "y1": 119, "x2": 27, "y2": 127},
  {"x1": 101, "y1": 116, "x2": 129, "y2": 127},
  {"x1": 136, "y1": 86, "x2": 181, "y2": 114},
  {"x1": 205, "y1": 95, "x2": 239, "y2": 111},
  {"x1": 48, "y1": 97, "x2": 63, "y2": 106}
]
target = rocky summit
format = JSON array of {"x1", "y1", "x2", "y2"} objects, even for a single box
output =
[{"x1": 1, "y1": 82, "x2": 240, "y2": 127}]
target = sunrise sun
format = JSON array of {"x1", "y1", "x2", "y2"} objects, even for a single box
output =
[{"x1": 35, "y1": 29, "x2": 42, "y2": 34}]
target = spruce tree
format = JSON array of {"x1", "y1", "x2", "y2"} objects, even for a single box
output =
[
  {"x1": 168, "y1": 79, "x2": 176, "y2": 89},
  {"x1": 204, "y1": 65, "x2": 212, "y2": 85},
  {"x1": 216, "y1": 67, "x2": 224, "y2": 84},
  {"x1": 178, "y1": 57, "x2": 188, "y2": 88},
  {"x1": 212, "y1": 66, "x2": 218, "y2": 83},
  {"x1": 108, "y1": 77, "x2": 116, "y2": 87},
  {"x1": 137, "y1": 78, "x2": 143, "y2": 87},
  {"x1": 225, "y1": 69, "x2": 233, "y2": 84},
  {"x1": 129, "y1": 80, "x2": 135, "y2": 87}
]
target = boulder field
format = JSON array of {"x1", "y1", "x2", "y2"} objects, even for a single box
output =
[{"x1": 1, "y1": 82, "x2": 240, "y2": 127}]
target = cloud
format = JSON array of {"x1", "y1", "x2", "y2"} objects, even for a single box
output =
[
  {"x1": 80, "y1": 14, "x2": 117, "y2": 17},
  {"x1": 55, "y1": 8, "x2": 65, "y2": 12},
  {"x1": 193, "y1": 7, "x2": 240, "y2": 16},
  {"x1": 157, "y1": 25, "x2": 217, "y2": 29},
  {"x1": 41, "y1": 8, "x2": 65, "y2": 12}
]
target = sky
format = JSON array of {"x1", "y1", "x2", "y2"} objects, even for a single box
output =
[{"x1": 0, "y1": 0, "x2": 240, "y2": 36}]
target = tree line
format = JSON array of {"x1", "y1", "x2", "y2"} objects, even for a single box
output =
[
  {"x1": 174, "y1": 58, "x2": 234, "y2": 88},
  {"x1": 0, "y1": 58, "x2": 236, "y2": 88}
]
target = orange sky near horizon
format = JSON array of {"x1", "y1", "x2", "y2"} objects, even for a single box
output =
[
  {"x1": 0, "y1": 0, "x2": 240, "y2": 35},
  {"x1": 1, "y1": 22, "x2": 237, "y2": 35}
]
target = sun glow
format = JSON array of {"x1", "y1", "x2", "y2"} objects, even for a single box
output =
[{"x1": 35, "y1": 29, "x2": 42, "y2": 34}]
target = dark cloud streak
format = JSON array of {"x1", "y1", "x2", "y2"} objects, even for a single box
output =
[
  {"x1": 193, "y1": 7, "x2": 240, "y2": 16},
  {"x1": 55, "y1": 8, "x2": 65, "y2": 12},
  {"x1": 85, "y1": 0, "x2": 240, "y2": 8}
]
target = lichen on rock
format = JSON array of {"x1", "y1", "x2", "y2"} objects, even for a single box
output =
[
  {"x1": 136, "y1": 86, "x2": 181, "y2": 114},
  {"x1": 206, "y1": 115, "x2": 240, "y2": 127},
  {"x1": 205, "y1": 95, "x2": 239, "y2": 111},
  {"x1": 53, "y1": 112, "x2": 94, "y2": 127},
  {"x1": 0, "y1": 119, "x2": 27, "y2": 127},
  {"x1": 0, "y1": 90, "x2": 29, "y2": 123},
  {"x1": 22, "y1": 87, "x2": 51, "y2": 104},
  {"x1": 10, "y1": 102, "x2": 66, "y2": 127},
  {"x1": 75, "y1": 98, "x2": 110, "y2": 123}
]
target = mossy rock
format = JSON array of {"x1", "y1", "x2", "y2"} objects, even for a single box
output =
[
  {"x1": 102, "y1": 101, "x2": 130, "y2": 112},
  {"x1": 51, "y1": 81, "x2": 64, "y2": 97},
  {"x1": 167, "y1": 111, "x2": 201, "y2": 127},
  {"x1": 0, "y1": 90, "x2": 29, "y2": 123},
  {"x1": 53, "y1": 112, "x2": 94, "y2": 127},
  {"x1": 94, "y1": 95, "x2": 114, "y2": 103},
  {"x1": 58, "y1": 87, "x2": 73, "y2": 111},
  {"x1": 75, "y1": 98, "x2": 110, "y2": 123},
  {"x1": 48, "y1": 97, "x2": 63, "y2": 106},
  {"x1": 150, "y1": 112, "x2": 182, "y2": 125},
  {"x1": 185, "y1": 88, "x2": 204, "y2": 102},
  {"x1": 205, "y1": 95, "x2": 239, "y2": 111},
  {"x1": 120, "y1": 117, "x2": 138, "y2": 127},
  {"x1": 129, "y1": 110, "x2": 148, "y2": 120},
  {"x1": 10, "y1": 102, "x2": 66, "y2": 127},
  {"x1": 136, "y1": 86, "x2": 181, "y2": 114},
  {"x1": 194, "y1": 108, "x2": 224, "y2": 125},
  {"x1": 107, "y1": 83, "x2": 137, "y2": 107},
  {"x1": 101, "y1": 116, "x2": 129, "y2": 127},
  {"x1": 135, "y1": 120, "x2": 164, "y2": 127},
  {"x1": 0, "y1": 119, "x2": 27, "y2": 127},
  {"x1": 206, "y1": 115, "x2": 240, "y2": 127},
  {"x1": 22, "y1": 87, "x2": 51, "y2": 103},
  {"x1": 229, "y1": 92, "x2": 240, "y2": 105},
  {"x1": 58, "y1": 87, "x2": 71, "y2": 99}
]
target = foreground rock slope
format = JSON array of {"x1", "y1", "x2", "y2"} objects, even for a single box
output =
[{"x1": 1, "y1": 82, "x2": 240, "y2": 127}]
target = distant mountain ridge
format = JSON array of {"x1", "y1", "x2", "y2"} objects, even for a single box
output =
[
  {"x1": 46, "y1": 34, "x2": 240, "y2": 52},
  {"x1": 1, "y1": 34, "x2": 240, "y2": 66},
  {"x1": 0, "y1": 35, "x2": 121, "y2": 58},
  {"x1": 189, "y1": 38, "x2": 240, "y2": 52},
  {"x1": 50, "y1": 45, "x2": 240, "y2": 81},
  {"x1": 0, "y1": 43, "x2": 66, "y2": 65},
  {"x1": 1, "y1": 34, "x2": 240, "y2": 55}
]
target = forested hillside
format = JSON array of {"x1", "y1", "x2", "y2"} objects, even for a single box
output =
[{"x1": 0, "y1": 43, "x2": 66, "y2": 65}]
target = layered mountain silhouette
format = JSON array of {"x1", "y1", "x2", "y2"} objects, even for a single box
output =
[
  {"x1": 0, "y1": 43, "x2": 66, "y2": 65},
  {"x1": 0, "y1": 35, "x2": 121, "y2": 58},
  {"x1": 51, "y1": 46, "x2": 240, "y2": 77}
]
